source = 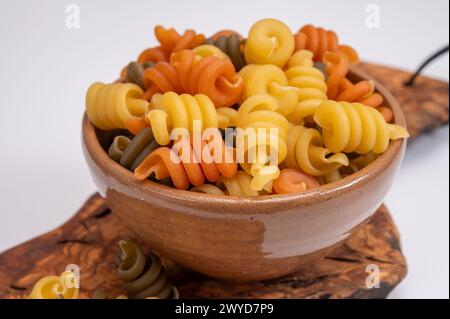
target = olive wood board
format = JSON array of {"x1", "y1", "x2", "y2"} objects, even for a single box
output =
[{"x1": 0, "y1": 62, "x2": 448, "y2": 299}]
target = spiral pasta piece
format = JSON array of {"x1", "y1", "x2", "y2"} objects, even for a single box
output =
[
  {"x1": 205, "y1": 33, "x2": 246, "y2": 70},
  {"x1": 219, "y1": 170, "x2": 261, "y2": 196},
  {"x1": 122, "y1": 61, "x2": 154, "y2": 89},
  {"x1": 143, "y1": 62, "x2": 181, "y2": 99},
  {"x1": 138, "y1": 47, "x2": 169, "y2": 64},
  {"x1": 118, "y1": 127, "x2": 160, "y2": 170},
  {"x1": 244, "y1": 18, "x2": 295, "y2": 67},
  {"x1": 192, "y1": 44, "x2": 231, "y2": 61},
  {"x1": 236, "y1": 95, "x2": 289, "y2": 191},
  {"x1": 86, "y1": 82, "x2": 149, "y2": 130},
  {"x1": 155, "y1": 25, "x2": 205, "y2": 54},
  {"x1": 210, "y1": 29, "x2": 244, "y2": 40},
  {"x1": 109, "y1": 135, "x2": 131, "y2": 162},
  {"x1": 273, "y1": 168, "x2": 320, "y2": 194},
  {"x1": 191, "y1": 183, "x2": 226, "y2": 195},
  {"x1": 134, "y1": 131, "x2": 237, "y2": 189},
  {"x1": 29, "y1": 271, "x2": 79, "y2": 299},
  {"x1": 284, "y1": 125, "x2": 349, "y2": 176},
  {"x1": 323, "y1": 51, "x2": 350, "y2": 100},
  {"x1": 313, "y1": 100, "x2": 409, "y2": 154},
  {"x1": 284, "y1": 50, "x2": 328, "y2": 124},
  {"x1": 295, "y1": 24, "x2": 359, "y2": 63},
  {"x1": 239, "y1": 64, "x2": 299, "y2": 117},
  {"x1": 118, "y1": 240, "x2": 178, "y2": 299},
  {"x1": 192, "y1": 170, "x2": 264, "y2": 196},
  {"x1": 323, "y1": 52, "x2": 393, "y2": 122},
  {"x1": 143, "y1": 49, "x2": 243, "y2": 107},
  {"x1": 146, "y1": 92, "x2": 219, "y2": 145},
  {"x1": 217, "y1": 107, "x2": 238, "y2": 129},
  {"x1": 321, "y1": 152, "x2": 380, "y2": 184}
]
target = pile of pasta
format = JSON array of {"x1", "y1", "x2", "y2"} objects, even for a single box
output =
[{"x1": 86, "y1": 18, "x2": 409, "y2": 196}]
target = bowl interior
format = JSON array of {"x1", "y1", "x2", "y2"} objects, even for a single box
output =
[{"x1": 84, "y1": 67, "x2": 407, "y2": 205}]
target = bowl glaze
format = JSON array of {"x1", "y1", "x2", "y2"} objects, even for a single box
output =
[{"x1": 82, "y1": 67, "x2": 407, "y2": 282}]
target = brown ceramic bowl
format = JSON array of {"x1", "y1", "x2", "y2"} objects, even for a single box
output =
[{"x1": 82, "y1": 67, "x2": 407, "y2": 282}]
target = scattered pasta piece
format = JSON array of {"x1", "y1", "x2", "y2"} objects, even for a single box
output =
[
  {"x1": 29, "y1": 271, "x2": 79, "y2": 299},
  {"x1": 118, "y1": 240, "x2": 179, "y2": 299}
]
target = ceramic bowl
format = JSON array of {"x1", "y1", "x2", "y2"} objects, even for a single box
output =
[{"x1": 82, "y1": 67, "x2": 407, "y2": 282}]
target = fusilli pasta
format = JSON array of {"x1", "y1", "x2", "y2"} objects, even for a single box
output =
[
  {"x1": 86, "y1": 82, "x2": 149, "y2": 130},
  {"x1": 205, "y1": 33, "x2": 246, "y2": 71},
  {"x1": 29, "y1": 272, "x2": 79, "y2": 299},
  {"x1": 244, "y1": 18, "x2": 295, "y2": 67},
  {"x1": 146, "y1": 92, "x2": 219, "y2": 145},
  {"x1": 118, "y1": 240, "x2": 178, "y2": 299},
  {"x1": 295, "y1": 24, "x2": 359, "y2": 63},
  {"x1": 284, "y1": 125, "x2": 349, "y2": 176},
  {"x1": 284, "y1": 50, "x2": 328, "y2": 124},
  {"x1": 273, "y1": 168, "x2": 320, "y2": 194},
  {"x1": 236, "y1": 95, "x2": 289, "y2": 191},
  {"x1": 313, "y1": 100, "x2": 409, "y2": 154},
  {"x1": 239, "y1": 64, "x2": 299, "y2": 117},
  {"x1": 143, "y1": 49, "x2": 243, "y2": 107},
  {"x1": 134, "y1": 131, "x2": 237, "y2": 189}
]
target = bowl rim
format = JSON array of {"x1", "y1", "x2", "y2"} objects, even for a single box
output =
[{"x1": 82, "y1": 66, "x2": 407, "y2": 207}]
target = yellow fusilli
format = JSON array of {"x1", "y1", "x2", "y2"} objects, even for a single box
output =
[
  {"x1": 239, "y1": 64, "x2": 299, "y2": 117},
  {"x1": 86, "y1": 82, "x2": 149, "y2": 130},
  {"x1": 314, "y1": 100, "x2": 409, "y2": 154},
  {"x1": 235, "y1": 95, "x2": 289, "y2": 191},
  {"x1": 285, "y1": 50, "x2": 328, "y2": 124},
  {"x1": 244, "y1": 18, "x2": 295, "y2": 67},
  {"x1": 146, "y1": 92, "x2": 219, "y2": 145},
  {"x1": 29, "y1": 271, "x2": 79, "y2": 299},
  {"x1": 284, "y1": 125, "x2": 349, "y2": 176}
]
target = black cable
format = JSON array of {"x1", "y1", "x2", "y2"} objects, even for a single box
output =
[{"x1": 404, "y1": 45, "x2": 449, "y2": 86}]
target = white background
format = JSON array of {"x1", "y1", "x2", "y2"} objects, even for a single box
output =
[{"x1": 0, "y1": 0, "x2": 448, "y2": 298}]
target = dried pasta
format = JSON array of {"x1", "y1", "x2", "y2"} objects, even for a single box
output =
[
  {"x1": 239, "y1": 64, "x2": 299, "y2": 117},
  {"x1": 118, "y1": 240, "x2": 178, "y2": 299},
  {"x1": 323, "y1": 52, "x2": 393, "y2": 122},
  {"x1": 192, "y1": 44, "x2": 231, "y2": 61},
  {"x1": 143, "y1": 49, "x2": 243, "y2": 107},
  {"x1": 313, "y1": 100, "x2": 409, "y2": 154},
  {"x1": 155, "y1": 25, "x2": 205, "y2": 55},
  {"x1": 86, "y1": 82, "x2": 149, "y2": 130},
  {"x1": 122, "y1": 61, "x2": 154, "y2": 89},
  {"x1": 85, "y1": 18, "x2": 410, "y2": 197},
  {"x1": 284, "y1": 125, "x2": 349, "y2": 176},
  {"x1": 219, "y1": 170, "x2": 262, "y2": 196},
  {"x1": 205, "y1": 33, "x2": 246, "y2": 70},
  {"x1": 295, "y1": 24, "x2": 359, "y2": 63},
  {"x1": 134, "y1": 131, "x2": 237, "y2": 189},
  {"x1": 273, "y1": 168, "x2": 320, "y2": 194},
  {"x1": 236, "y1": 95, "x2": 289, "y2": 191},
  {"x1": 109, "y1": 135, "x2": 131, "y2": 162},
  {"x1": 284, "y1": 50, "x2": 327, "y2": 124},
  {"x1": 119, "y1": 127, "x2": 159, "y2": 170},
  {"x1": 29, "y1": 272, "x2": 79, "y2": 299},
  {"x1": 191, "y1": 171, "x2": 262, "y2": 196},
  {"x1": 244, "y1": 18, "x2": 295, "y2": 67},
  {"x1": 146, "y1": 92, "x2": 219, "y2": 145}
]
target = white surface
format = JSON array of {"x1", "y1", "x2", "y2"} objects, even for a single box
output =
[{"x1": 0, "y1": 0, "x2": 448, "y2": 298}]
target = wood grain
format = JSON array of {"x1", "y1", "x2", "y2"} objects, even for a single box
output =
[
  {"x1": 0, "y1": 194, "x2": 406, "y2": 299},
  {"x1": 355, "y1": 62, "x2": 449, "y2": 138},
  {"x1": 0, "y1": 62, "x2": 448, "y2": 299}
]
